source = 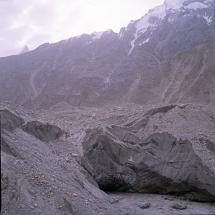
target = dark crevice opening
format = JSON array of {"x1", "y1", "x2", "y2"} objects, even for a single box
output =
[{"x1": 97, "y1": 176, "x2": 132, "y2": 192}]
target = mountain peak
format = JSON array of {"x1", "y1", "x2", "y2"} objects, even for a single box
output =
[{"x1": 134, "y1": 0, "x2": 212, "y2": 35}]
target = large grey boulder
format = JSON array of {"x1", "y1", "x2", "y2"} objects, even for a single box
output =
[
  {"x1": 22, "y1": 121, "x2": 63, "y2": 142},
  {"x1": 82, "y1": 104, "x2": 215, "y2": 201},
  {"x1": 0, "y1": 109, "x2": 24, "y2": 131},
  {"x1": 1, "y1": 109, "x2": 64, "y2": 142}
]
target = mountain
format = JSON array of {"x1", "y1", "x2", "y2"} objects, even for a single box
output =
[
  {"x1": 0, "y1": 0, "x2": 214, "y2": 109},
  {"x1": 2, "y1": 1, "x2": 215, "y2": 214}
]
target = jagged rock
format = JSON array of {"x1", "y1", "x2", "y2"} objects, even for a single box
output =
[
  {"x1": 82, "y1": 104, "x2": 215, "y2": 202},
  {"x1": 171, "y1": 202, "x2": 187, "y2": 210},
  {"x1": 22, "y1": 121, "x2": 63, "y2": 142},
  {"x1": 1, "y1": 137, "x2": 23, "y2": 159},
  {"x1": 0, "y1": 109, "x2": 24, "y2": 131},
  {"x1": 137, "y1": 202, "x2": 151, "y2": 209},
  {"x1": 1, "y1": 172, "x2": 9, "y2": 190},
  {"x1": 1, "y1": 109, "x2": 63, "y2": 143}
]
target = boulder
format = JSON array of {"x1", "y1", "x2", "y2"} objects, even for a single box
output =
[
  {"x1": 22, "y1": 121, "x2": 63, "y2": 142},
  {"x1": 1, "y1": 109, "x2": 63, "y2": 142},
  {"x1": 0, "y1": 109, "x2": 24, "y2": 131},
  {"x1": 82, "y1": 104, "x2": 215, "y2": 202}
]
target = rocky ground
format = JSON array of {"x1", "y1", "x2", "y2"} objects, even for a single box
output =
[{"x1": 1, "y1": 103, "x2": 215, "y2": 215}]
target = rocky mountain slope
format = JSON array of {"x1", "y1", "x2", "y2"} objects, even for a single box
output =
[{"x1": 0, "y1": 0, "x2": 214, "y2": 108}]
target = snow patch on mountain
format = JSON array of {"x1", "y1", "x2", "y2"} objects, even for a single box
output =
[
  {"x1": 136, "y1": 5, "x2": 166, "y2": 32},
  {"x1": 203, "y1": 15, "x2": 213, "y2": 24},
  {"x1": 128, "y1": 5, "x2": 166, "y2": 55},
  {"x1": 185, "y1": 2, "x2": 208, "y2": 10},
  {"x1": 92, "y1": 32, "x2": 104, "y2": 40},
  {"x1": 164, "y1": 0, "x2": 212, "y2": 11},
  {"x1": 139, "y1": 38, "x2": 150, "y2": 46},
  {"x1": 205, "y1": 0, "x2": 214, "y2": 4},
  {"x1": 128, "y1": 32, "x2": 138, "y2": 55},
  {"x1": 164, "y1": 0, "x2": 186, "y2": 10},
  {"x1": 118, "y1": 31, "x2": 124, "y2": 39},
  {"x1": 127, "y1": 0, "x2": 212, "y2": 55},
  {"x1": 168, "y1": 16, "x2": 175, "y2": 23}
]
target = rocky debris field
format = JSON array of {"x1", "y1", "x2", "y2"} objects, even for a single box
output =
[{"x1": 1, "y1": 103, "x2": 215, "y2": 215}]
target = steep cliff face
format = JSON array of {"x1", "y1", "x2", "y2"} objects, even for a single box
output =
[
  {"x1": 0, "y1": 0, "x2": 214, "y2": 108},
  {"x1": 162, "y1": 41, "x2": 215, "y2": 104}
]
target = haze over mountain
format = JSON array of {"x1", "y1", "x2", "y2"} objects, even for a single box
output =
[{"x1": 0, "y1": 0, "x2": 214, "y2": 109}]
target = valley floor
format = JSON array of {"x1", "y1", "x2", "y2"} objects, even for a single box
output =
[
  {"x1": 109, "y1": 193, "x2": 215, "y2": 215},
  {"x1": 1, "y1": 103, "x2": 215, "y2": 215}
]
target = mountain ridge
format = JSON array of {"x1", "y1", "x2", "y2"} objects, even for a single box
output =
[{"x1": 0, "y1": 0, "x2": 214, "y2": 109}]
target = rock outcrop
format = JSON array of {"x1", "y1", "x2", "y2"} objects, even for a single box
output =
[
  {"x1": 82, "y1": 104, "x2": 215, "y2": 202},
  {"x1": 22, "y1": 121, "x2": 63, "y2": 142},
  {"x1": 1, "y1": 109, "x2": 63, "y2": 142},
  {"x1": 1, "y1": 109, "x2": 24, "y2": 131}
]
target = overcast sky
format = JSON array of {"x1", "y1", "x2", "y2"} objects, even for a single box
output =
[{"x1": 0, "y1": 0, "x2": 164, "y2": 57}]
